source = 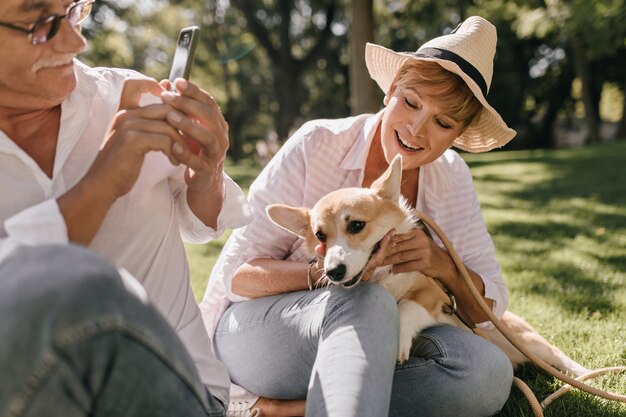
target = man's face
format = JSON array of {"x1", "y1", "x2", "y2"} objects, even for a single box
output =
[{"x1": 0, "y1": 0, "x2": 86, "y2": 110}]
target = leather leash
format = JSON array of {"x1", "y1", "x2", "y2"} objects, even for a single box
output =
[{"x1": 412, "y1": 209, "x2": 626, "y2": 417}]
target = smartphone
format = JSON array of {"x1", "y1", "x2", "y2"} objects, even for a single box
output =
[{"x1": 168, "y1": 26, "x2": 200, "y2": 86}]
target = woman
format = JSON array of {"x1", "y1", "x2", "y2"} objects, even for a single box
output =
[{"x1": 201, "y1": 16, "x2": 516, "y2": 417}]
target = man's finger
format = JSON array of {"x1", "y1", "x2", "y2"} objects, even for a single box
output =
[
  {"x1": 171, "y1": 141, "x2": 207, "y2": 172},
  {"x1": 161, "y1": 89, "x2": 227, "y2": 132},
  {"x1": 159, "y1": 79, "x2": 173, "y2": 91},
  {"x1": 119, "y1": 78, "x2": 164, "y2": 110},
  {"x1": 166, "y1": 111, "x2": 228, "y2": 160},
  {"x1": 172, "y1": 78, "x2": 214, "y2": 105},
  {"x1": 115, "y1": 104, "x2": 178, "y2": 124}
]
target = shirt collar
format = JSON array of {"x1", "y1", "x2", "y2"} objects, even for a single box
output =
[
  {"x1": 53, "y1": 60, "x2": 97, "y2": 174},
  {"x1": 335, "y1": 109, "x2": 455, "y2": 203},
  {"x1": 339, "y1": 109, "x2": 384, "y2": 171}
]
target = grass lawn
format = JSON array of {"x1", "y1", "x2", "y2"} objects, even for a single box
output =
[{"x1": 187, "y1": 141, "x2": 626, "y2": 416}]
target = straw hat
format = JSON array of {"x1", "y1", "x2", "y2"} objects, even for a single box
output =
[{"x1": 365, "y1": 16, "x2": 516, "y2": 153}]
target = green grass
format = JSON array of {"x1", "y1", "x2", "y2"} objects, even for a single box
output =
[{"x1": 187, "y1": 142, "x2": 626, "y2": 416}]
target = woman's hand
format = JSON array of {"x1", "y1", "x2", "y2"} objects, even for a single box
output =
[
  {"x1": 382, "y1": 228, "x2": 495, "y2": 323},
  {"x1": 382, "y1": 228, "x2": 457, "y2": 283}
]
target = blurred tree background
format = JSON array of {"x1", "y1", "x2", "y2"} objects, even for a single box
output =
[{"x1": 80, "y1": 0, "x2": 626, "y2": 161}]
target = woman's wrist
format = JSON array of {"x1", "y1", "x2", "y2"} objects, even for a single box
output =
[{"x1": 435, "y1": 252, "x2": 461, "y2": 290}]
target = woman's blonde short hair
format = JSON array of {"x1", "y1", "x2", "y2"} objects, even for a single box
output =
[{"x1": 393, "y1": 60, "x2": 483, "y2": 128}]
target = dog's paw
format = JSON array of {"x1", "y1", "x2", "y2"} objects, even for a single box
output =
[{"x1": 397, "y1": 335, "x2": 412, "y2": 364}]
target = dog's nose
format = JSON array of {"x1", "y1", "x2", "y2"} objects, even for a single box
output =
[{"x1": 326, "y1": 264, "x2": 346, "y2": 282}]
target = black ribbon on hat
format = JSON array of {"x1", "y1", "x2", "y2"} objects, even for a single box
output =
[{"x1": 412, "y1": 47, "x2": 488, "y2": 96}]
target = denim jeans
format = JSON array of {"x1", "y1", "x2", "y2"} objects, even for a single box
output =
[
  {"x1": 215, "y1": 283, "x2": 513, "y2": 417},
  {"x1": 0, "y1": 244, "x2": 225, "y2": 417}
]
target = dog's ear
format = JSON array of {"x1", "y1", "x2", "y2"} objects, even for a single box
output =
[
  {"x1": 266, "y1": 204, "x2": 312, "y2": 239},
  {"x1": 370, "y1": 155, "x2": 402, "y2": 201}
]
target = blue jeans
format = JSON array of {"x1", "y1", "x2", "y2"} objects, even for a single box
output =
[
  {"x1": 0, "y1": 245, "x2": 225, "y2": 417},
  {"x1": 215, "y1": 283, "x2": 513, "y2": 417}
]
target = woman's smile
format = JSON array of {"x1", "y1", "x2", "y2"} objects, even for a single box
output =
[{"x1": 395, "y1": 130, "x2": 424, "y2": 152}]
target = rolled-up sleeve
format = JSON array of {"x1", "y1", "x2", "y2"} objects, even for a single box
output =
[
  {"x1": 171, "y1": 172, "x2": 251, "y2": 244},
  {"x1": 422, "y1": 151, "x2": 508, "y2": 327},
  {"x1": 211, "y1": 131, "x2": 310, "y2": 302},
  {"x1": 1, "y1": 199, "x2": 69, "y2": 264},
  {"x1": 462, "y1": 192, "x2": 508, "y2": 322},
  {"x1": 450, "y1": 157, "x2": 508, "y2": 323}
]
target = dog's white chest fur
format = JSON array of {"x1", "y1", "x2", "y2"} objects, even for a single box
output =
[{"x1": 375, "y1": 268, "x2": 419, "y2": 301}]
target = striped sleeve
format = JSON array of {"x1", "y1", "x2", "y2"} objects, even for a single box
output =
[
  {"x1": 216, "y1": 125, "x2": 313, "y2": 301},
  {"x1": 424, "y1": 151, "x2": 508, "y2": 322}
]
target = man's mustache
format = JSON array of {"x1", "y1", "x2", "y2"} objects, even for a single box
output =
[{"x1": 31, "y1": 55, "x2": 76, "y2": 72}]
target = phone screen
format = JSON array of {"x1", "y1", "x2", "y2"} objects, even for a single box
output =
[{"x1": 169, "y1": 26, "x2": 199, "y2": 83}]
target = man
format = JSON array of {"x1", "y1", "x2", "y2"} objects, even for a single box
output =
[{"x1": 0, "y1": 0, "x2": 249, "y2": 415}]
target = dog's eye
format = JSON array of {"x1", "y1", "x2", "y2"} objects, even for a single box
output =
[
  {"x1": 347, "y1": 221, "x2": 365, "y2": 234},
  {"x1": 315, "y1": 231, "x2": 327, "y2": 242}
]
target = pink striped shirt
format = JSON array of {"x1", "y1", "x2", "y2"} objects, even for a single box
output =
[{"x1": 200, "y1": 111, "x2": 508, "y2": 400}]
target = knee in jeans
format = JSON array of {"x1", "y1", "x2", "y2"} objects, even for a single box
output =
[
  {"x1": 325, "y1": 283, "x2": 399, "y2": 334},
  {"x1": 459, "y1": 341, "x2": 513, "y2": 415},
  {"x1": 3, "y1": 244, "x2": 120, "y2": 287},
  {"x1": 0, "y1": 245, "x2": 133, "y2": 321},
  {"x1": 474, "y1": 340, "x2": 513, "y2": 385}
]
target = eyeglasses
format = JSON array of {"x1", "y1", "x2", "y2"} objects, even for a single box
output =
[{"x1": 0, "y1": 0, "x2": 94, "y2": 45}]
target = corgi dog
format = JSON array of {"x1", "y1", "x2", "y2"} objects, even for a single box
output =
[{"x1": 266, "y1": 155, "x2": 589, "y2": 377}]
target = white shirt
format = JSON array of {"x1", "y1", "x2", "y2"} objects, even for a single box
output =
[
  {"x1": 200, "y1": 111, "x2": 508, "y2": 402},
  {"x1": 0, "y1": 61, "x2": 251, "y2": 405}
]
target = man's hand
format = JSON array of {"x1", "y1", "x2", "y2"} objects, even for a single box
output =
[
  {"x1": 160, "y1": 78, "x2": 228, "y2": 191},
  {"x1": 59, "y1": 78, "x2": 184, "y2": 244},
  {"x1": 159, "y1": 78, "x2": 229, "y2": 227},
  {"x1": 86, "y1": 78, "x2": 185, "y2": 200}
]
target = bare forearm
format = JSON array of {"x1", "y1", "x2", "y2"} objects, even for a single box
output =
[
  {"x1": 232, "y1": 258, "x2": 319, "y2": 299},
  {"x1": 186, "y1": 171, "x2": 224, "y2": 229},
  {"x1": 57, "y1": 178, "x2": 116, "y2": 245}
]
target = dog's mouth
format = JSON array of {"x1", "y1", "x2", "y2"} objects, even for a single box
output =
[{"x1": 340, "y1": 240, "x2": 382, "y2": 288}]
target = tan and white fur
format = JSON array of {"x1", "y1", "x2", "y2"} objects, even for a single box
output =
[{"x1": 266, "y1": 155, "x2": 589, "y2": 377}]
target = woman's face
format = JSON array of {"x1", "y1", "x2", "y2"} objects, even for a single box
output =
[{"x1": 379, "y1": 83, "x2": 465, "y2": 170}]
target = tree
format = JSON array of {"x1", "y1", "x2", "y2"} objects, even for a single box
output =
[
  {"x1": 510, "y1": 0, "x2": 626, "y2": 144},
  {"x1": 347, "y1": 0, "x2": 379, "y2": 114},
  {"x1": 81, "y1": 0, "x2": 625, "y2": 155},
  {"x1": 228, "y1": 0, "x2": 340, "y2": 140}
]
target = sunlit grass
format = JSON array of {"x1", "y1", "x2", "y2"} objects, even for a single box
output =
[
  {"x1": 464, "y1": 142, "x2": 626, "y2": 416},
  {"x1": 187, "y1": 141, "x2": 626, "y2": 416}
]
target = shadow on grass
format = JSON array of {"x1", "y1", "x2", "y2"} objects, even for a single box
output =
[
  {"x1": 597, "y1": 254, "x2": 626, "y2": 271},
  {"x1": 471, "y1": 143, "x2": 626, "y2": 416},
  {"x1": 470, "y1": 143, "x2": 626, "y2": 208},
  {"x1": 531, "y1": 261, "x2": 618, "y2": 314},
  {"x1": 490, "y1": 220, "x2": 581, "y2": 241},
  {"x1": 469, "y1": 142, "x2": 626, "y2": 314}
]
